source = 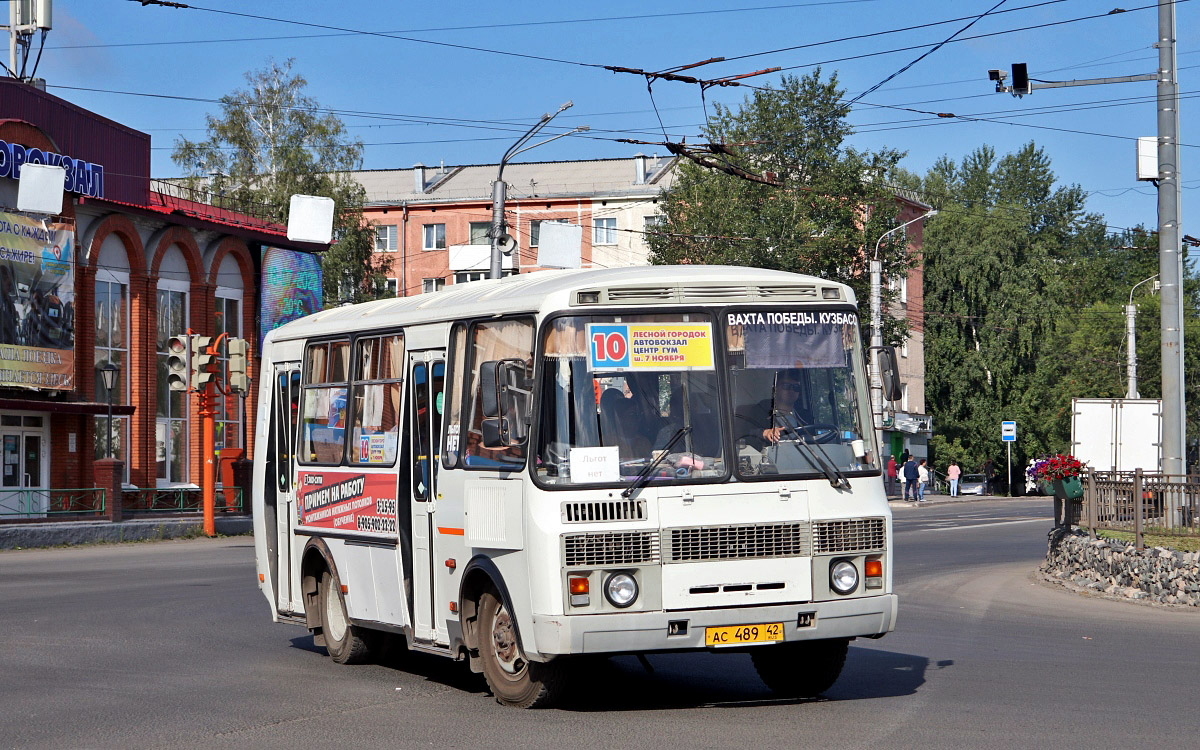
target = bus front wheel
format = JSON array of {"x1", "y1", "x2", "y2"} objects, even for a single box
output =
[
  {"x1": 477, "y1": 589, "x2": 565, "y2": 708},
  {"x1": 751, "y1": 638, "x2": 849, "y2": 698},
  {"x1": 320, "y1": 569, "x2": 371, "y2": 664}
]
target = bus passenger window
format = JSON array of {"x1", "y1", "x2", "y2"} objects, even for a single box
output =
[
  {"x1": 442, "y1": 324, "x2": 466, "y2": 468},
  {"x1": 300, "y1": 339, "x2": 351, "y2": 465},
  {"x1": 350, "y1": 334, "x2": 404, "y2": 465}
]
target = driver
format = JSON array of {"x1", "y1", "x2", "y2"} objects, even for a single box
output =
[{"x1": 735, "y1": 371, "x2": 814, "y2": 449}]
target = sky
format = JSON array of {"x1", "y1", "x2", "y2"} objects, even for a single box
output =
[{"x1": 28, "y1": 0, "x2": 1200, "y2": 236}]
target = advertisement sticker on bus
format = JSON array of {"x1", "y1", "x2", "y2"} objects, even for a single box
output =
[
  {"x1": 297, "y1": 470, "x2": 398, "y2": 536},
  {"x1": 586, "y1": 323, "x2": 714, "y2": 372}
]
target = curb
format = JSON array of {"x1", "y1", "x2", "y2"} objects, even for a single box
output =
[
  {"x1": 887, "y1": 495, "x2": 1040, "y2": 508},
  {"x1": 0, "y1": 516, "x2": 252, "y2": 550}
]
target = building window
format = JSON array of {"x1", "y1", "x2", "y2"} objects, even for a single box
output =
[
  {"x1": 422, "y1": 277, "x2": 445, "y2": 294},
  {"x1": 592, "y1": 217, "x2": 617, "y2": 245},
  {"x1": 94, "y1": 279, "x2": 129, "y2": 482},
  {"x1": 455, "y1": 271, "x2": 486, "y2": 285},
  {"x1": 530, "y1": 218, "x2": 569, "y2": 247},
  {"x1": 891, "y1": 274, "x2": 907, "y2": 304},
  {"x1": 214, "y1": 295, "x2": 243, "y2": 471},
  {"x1": 643, "y1": 215, "x2": 664, "y2": 235},
  {"x1": 900, "y1": 338, "x2": 908, "y2": 358},
  {"x1": 385, "y1": 278, "x2": 399, "y2": 296},
  {"x1": 156, "y1": 288, "x2": 188, "y2": 485},
  {"x1": 469, "y1": 222, "x2": 491, "y2": 245},
  {"x1": 374, "y1": 225, "x2": 397, "y2": 252},
  {"x1": 901, "y1": 383, "x2": 909, "y2": 412},
  {"x1": 422, "y1": 223, "x2": 446, "y2": 251}
]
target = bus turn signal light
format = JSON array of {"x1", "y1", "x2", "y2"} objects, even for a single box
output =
[
  {"x1": 569, "y1": 576, "x2": 590, "y2": 607},
  {"x1": 865, "y1": 559, "x2": 883, "y2": 589}
]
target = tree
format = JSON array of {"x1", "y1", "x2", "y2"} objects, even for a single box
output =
[
  {"x1": 172, "y1": 58, "x2": 389, "y2": 304},
  {"x1": 647, "y1": 70, "x2": 912, "y2": 345}
]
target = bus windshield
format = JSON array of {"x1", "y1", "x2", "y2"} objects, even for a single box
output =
[
  {"x1": 726, "y1": 309, "x2": 878, "y2": 479},
  {"x1": 536, "y1": 314, "x2": 727, "y2": 487}
]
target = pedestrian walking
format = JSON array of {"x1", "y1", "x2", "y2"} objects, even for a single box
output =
[
  {"x1": 947, "y1": 460, "x2": 961, "y2": 497},
  {"x1": 917, "y1": 459, "x2": 929, "y2": 502},
  {"x1": 983, "y1": 458, "x2": 996, "y2": 495},
  {"x1": 902, "y1": 456, "x2": 919, "y2": 501},
  {"x1": 886, "y1": 455, "x2": 898, "y2": 496}
]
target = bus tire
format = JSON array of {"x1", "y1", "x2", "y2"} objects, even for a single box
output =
[
  {"x1": 477, "y1": 589, "x2": 565, "y2": 708},
  {"x1": 320, "y1": 569, "x2": 370, "y2": 665},
  {"x1": 751, "y1": 638, "x2": 849, "y2": 698}
]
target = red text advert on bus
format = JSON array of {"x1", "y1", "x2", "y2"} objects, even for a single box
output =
[{"x1": 297, "y1": 471, "x2": 398, "y2": 536}]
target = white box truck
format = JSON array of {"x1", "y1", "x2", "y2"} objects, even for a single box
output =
[{"x1": 1070, "y1": 398, "x2": 1161, "y2": 472}]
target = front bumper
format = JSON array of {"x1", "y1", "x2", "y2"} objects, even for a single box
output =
[{"x1": 530, "y1": 593, "x2": 897, "y2": 657}]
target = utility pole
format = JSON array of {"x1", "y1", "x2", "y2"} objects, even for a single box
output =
[
  {"x1": 988, "y1": 0, "x2": 1184, "y2": 495},
  {"x1": 871, "y1": 210, "x2": 936, "y2": 453},
  {"x1": 489, "y1": 102, "x2": 588, "y2": 279}
]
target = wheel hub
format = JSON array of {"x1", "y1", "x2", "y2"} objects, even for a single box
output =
[
  {"x1": 491, "y1": 605, "x2": 524, "y2": 675},
  {"x1": 324, "y1": 583, "x2": 347, "y2": 642}
]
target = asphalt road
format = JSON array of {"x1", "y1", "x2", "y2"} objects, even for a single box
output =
[{"x1": 2, "y1": 498, "x2": 1197, "y2": 749}]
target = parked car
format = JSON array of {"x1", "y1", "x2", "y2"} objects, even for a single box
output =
[{"x1": 958, "y1": 473, "x2": 986, "y2": 495}]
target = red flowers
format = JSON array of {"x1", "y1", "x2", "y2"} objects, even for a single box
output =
[{"x1": 1033, "y1": 453, "x2": 1083, "y2": 481}]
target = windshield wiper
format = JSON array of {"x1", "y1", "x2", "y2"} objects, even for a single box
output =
[
  {"x1": 622, "y1": 427, "x2": 691, "y2": 499},
  {"x1": 771, "y1": 411, "x2": 850, "y2": 490}
]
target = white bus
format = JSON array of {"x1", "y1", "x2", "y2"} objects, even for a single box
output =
[{"x1": 253, "y1": 266, "x2": 898, "y2": 708}]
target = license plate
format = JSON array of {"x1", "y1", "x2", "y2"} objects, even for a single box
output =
[{"x1": 705, "y1": 622, "x2": 784, "y2": 646}]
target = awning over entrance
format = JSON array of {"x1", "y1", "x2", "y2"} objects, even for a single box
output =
[{"x1": 0, "y1": 398, "x2": 136, "y2": 416}]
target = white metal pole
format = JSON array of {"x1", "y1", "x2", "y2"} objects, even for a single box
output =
[
  {"x1": 1126, "y1": 303, "x2": 1140, "y2": 399},
  {"x1": 869, "y1": 259, "x2": 883, "y2": 455},
  {"x1": 1157, "y1": 0, "x2": 1184, "y2": 482}
]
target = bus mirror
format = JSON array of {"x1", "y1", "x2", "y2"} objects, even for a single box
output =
[
  {"x1": 481, "y1": 417, "x2": 507, "y2": 448},
  {"x1": 480, "y1": 361, "x2": 502, "y2": 418},
  {"x1": 879, "y1": 345, "x2": 902, "y2": 402}
]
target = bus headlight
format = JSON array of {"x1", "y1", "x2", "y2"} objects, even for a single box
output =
[
  {"x1": 830, "y1": 560, "x2": 859, "y2": 595},
  {"x1": 604, "y1": 572, "x2": 638, "y2": 608}
]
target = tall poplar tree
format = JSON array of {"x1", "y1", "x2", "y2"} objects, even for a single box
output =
[{"x1": 172, "y1": 58, "x2": 389, "y2": 304}]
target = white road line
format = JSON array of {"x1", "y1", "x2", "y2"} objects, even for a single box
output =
[{"x1": 914, "y1": 519, "x2": 1047, "y2": 532}]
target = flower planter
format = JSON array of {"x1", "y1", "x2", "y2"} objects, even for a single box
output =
[
  {"x1": 1057, "y1": 476, "x2": 1083, "y2": 500},
  {"x1": 1037, "y1": 479, "x2": 1056, "y2": 496}
]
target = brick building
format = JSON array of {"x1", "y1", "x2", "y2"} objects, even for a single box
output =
[{"x1": 0, "y1": 80, "x2": 325, "y2": 521}]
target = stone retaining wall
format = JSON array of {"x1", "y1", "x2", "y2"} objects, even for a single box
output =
[{"x1": 1042, "y1": 529, "x2": 1200, "y2": 607}]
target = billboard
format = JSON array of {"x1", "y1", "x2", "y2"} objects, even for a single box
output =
[
  {"x1": 0, "y1": 211, "x2": 75, "y2": 390},
  {"x1": 260, "y1": 245, "x2": 322, "y2": 349}
]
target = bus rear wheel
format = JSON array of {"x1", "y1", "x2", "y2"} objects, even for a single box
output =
[
  {"x1": 751, "y1": 638, "x2": 849, "y2": 698},
  {"x1": 477, "y1": 590, "x2": 565, "y2": 708},
  {"x1": 320, "y1": 569, "x2": 371, "y2": 665}
]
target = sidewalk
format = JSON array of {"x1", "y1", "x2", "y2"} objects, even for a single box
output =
[
  {"x1": 0, "y1": 516, "x2": 252, "y2": 550},
  {"x1": 888, "y1": 492, "x2": 1033, "y2": 508}
]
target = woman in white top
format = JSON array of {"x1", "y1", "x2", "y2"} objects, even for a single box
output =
[{"x1": 917, "y1": 459, "x2": 930, "y2": 502}]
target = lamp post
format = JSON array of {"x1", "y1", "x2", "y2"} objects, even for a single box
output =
[
  {"x1": 1126, "y1": 274, "x2": 1159, "y2": 399},
  {"x1": 490, "y1": 102, "x2": 588, "y2": 279},
  {"x1": 99, "y1": 361, "x2": 119, "y2": 459},
  {"x1": 870, "y1": 209, "x2": 937, "y2": 454}
]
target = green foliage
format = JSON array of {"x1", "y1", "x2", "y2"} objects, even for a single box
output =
[
  {"x1": 921, "y1": 142, "x2": 1200, "y2": 474},
  {"x1": 171, "y1": 58, "x2": 389, "y2": 305},
  {"x1": 648, "y1": 70, "x2": 912, "y2": 345}
]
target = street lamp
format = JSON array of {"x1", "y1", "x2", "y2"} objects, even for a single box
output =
[
  {"x1": 489, "y1": 102, "x2": 589, "y2": 279},
  {"x1": 1125, "y1": 273, "x2": 1159, "y2": 399},
  {"x1": 99, "y1": 361, "x2": 119, "y2": 459},
  {"x1": 869, "y1": 209, "x2": 937, "y2": 454}
]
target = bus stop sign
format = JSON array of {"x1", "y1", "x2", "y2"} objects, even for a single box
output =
[{"x1": 1001, "y1": 421, "x2": 1017, "y2": 442}]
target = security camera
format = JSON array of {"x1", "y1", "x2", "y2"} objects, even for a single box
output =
[{"x1": 987, "y1": 69, "x2": 1007, "y2": 82}]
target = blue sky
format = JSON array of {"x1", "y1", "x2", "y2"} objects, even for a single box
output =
[{"x1": 37, "y1": 0, "x2": 1198, "y2": 235}]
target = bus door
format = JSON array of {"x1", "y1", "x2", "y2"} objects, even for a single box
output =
[
  {"x1": 269, "y1": 364, "x2": 302, "y2": 613},
  {"x1": 408, "y1": 352, "x2": 447, "y2": 642}
]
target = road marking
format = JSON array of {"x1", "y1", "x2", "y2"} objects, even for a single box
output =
[{"x1": 916, "y1": 519, "x2": 1046, "y2": 532}]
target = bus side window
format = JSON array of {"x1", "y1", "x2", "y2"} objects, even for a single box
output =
[
  {"x1": 463, "y1": 318, "x2": 533, "y2": 469},
  {"x1": 442, "y1": 323, "x2": 467, "y2": 469}
]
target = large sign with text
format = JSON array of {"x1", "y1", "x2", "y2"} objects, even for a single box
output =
[
  {"x1": 587, "y1": 323, "x2": 714, "y2": 372},
  {"x1": 0, "y1": 139, "x2": 105, "y2": 198},
  {"x1": 0, "y1": 212, "x2": 75, "y2": 390},
  {"x1": 296, "y1": 470, "x2": 399, "y2": 536},
  {"x1": 260, "y1": 246, "x2": 322, "y2": 350}
]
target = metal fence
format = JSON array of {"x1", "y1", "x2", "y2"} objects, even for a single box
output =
[
  {"x1": 1082, "y1": 469, "x2": 1200, "y2": 549},
  {"x1": 0, "y1": 488, "x2": 106, "y2": 520},
  {"x1": 121, "y1": 487, "x2": 245, "y2": 515}
]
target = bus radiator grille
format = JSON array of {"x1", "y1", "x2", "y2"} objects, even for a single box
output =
[
  {"x1": 663, "y1": 522, "x2": 811, "y2": 563},
  {"x1": 563, "y1": 531, "x2": 661, "y2": 567},
  {"x1": 561, "y1": 499, "x2": 647, "y2": 523},
  {"x1": 811, "y1": 518, "x2": 887, "y2": 554}
]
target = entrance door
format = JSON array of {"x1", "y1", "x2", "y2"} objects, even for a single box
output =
[
  {"x1": 267, "y1": 364, "x2": 302, "y2": 613},
  {"x1": 408, "y1": 352, "x2": 446, "y2": 643},
  {"x1": 0, "y1": 432, "x2": 46, "y2": 518}
]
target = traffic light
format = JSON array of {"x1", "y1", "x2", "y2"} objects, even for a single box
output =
[
  {"x1": 227, "y1": 337, "x2": 249, "y2": 393},
  {"x1": 191, "y1": 335, "x2": 215, "y2": 391},
  {"x1": 166, "y1": 335, "x2": 190, "y2": 392},
  {"x1": 1010, "y1": 62, "x2": 1031, "y2": 96}
]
